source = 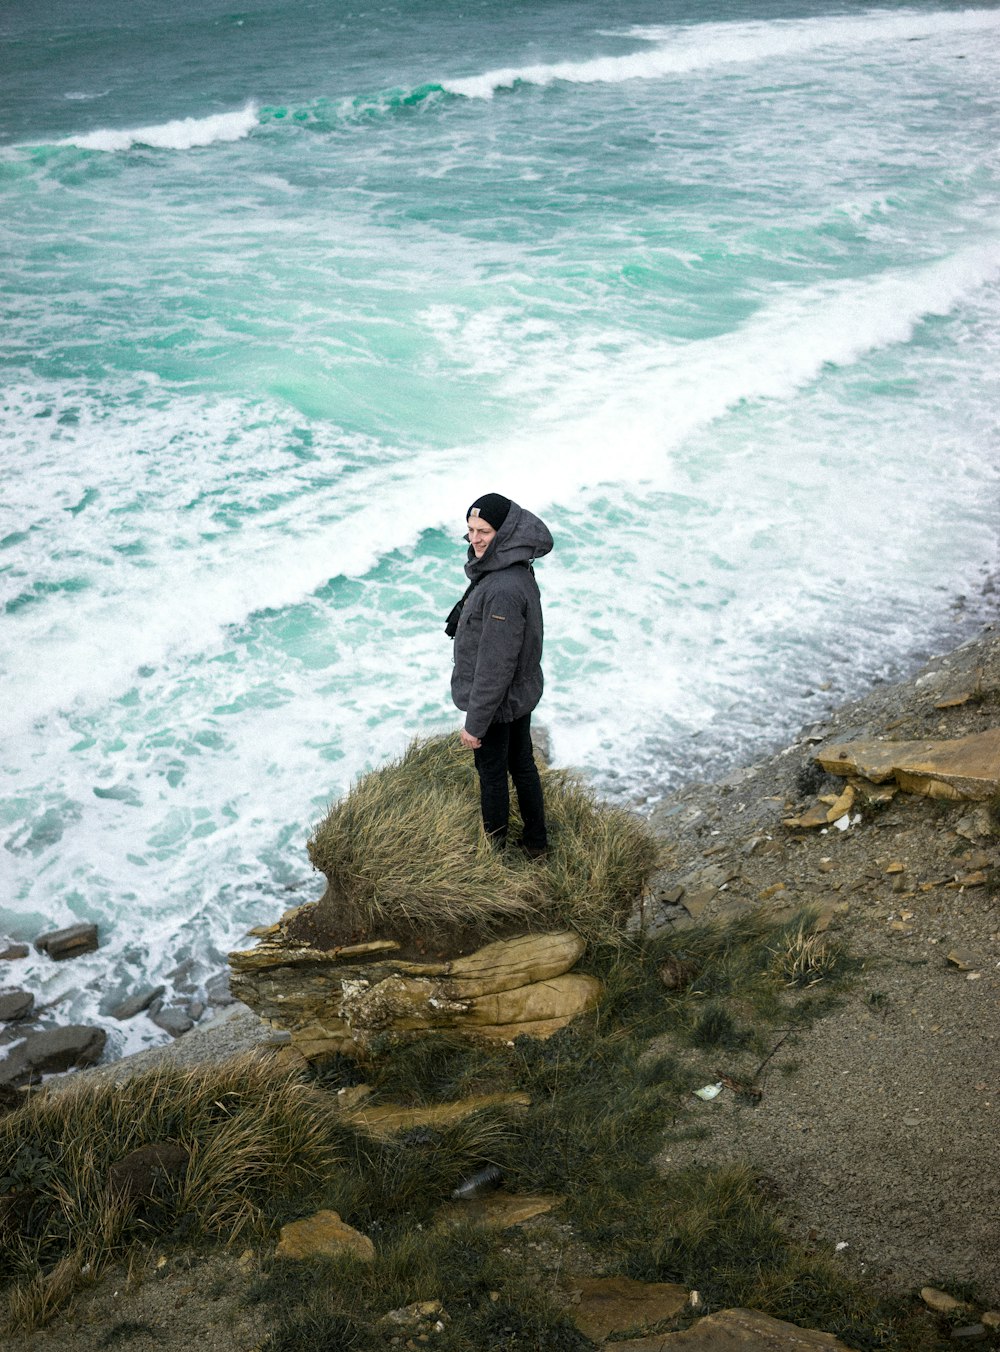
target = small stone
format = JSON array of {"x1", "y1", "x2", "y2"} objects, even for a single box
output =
[
  {"x1": 980, "y1": 1312, "x2": 1000, "y2": 1330},
  {"x1": 681, "y1": 887, "x2": 716, "y2": 918},
  {"x1": 0, "y1": 944, "x2": 29, "y2": 961},
  {"x1": 276, "y1": 1209, "x2": 375, "y2": 1263},
  {"x1": 955, "y1": 870, "x2": 987, "y2": 888},
  {"x1": 947, "y1": 949, "x2": 981, "y2": 972},
  {"x1": 921, "y1": 1287, "x2": 965, "y2": 1314},
  {"x1": 759, "y1": 883, "x2": 786, "y2": 900},
  {"x1": 885, "y1": 862, "x2": 906, "y2": 874},
  {"x1": 0, "y1": 990, "x2": 34, "y2": 1022},
  {"x1": 951, "y1": 1326, "x2": 986, "y2": 1342},
  {"x1": 955, "y1": 808, "x2": 993, "y2": 841},
  {"x1": 35, "y1": 923, "x2": 99, "y2": 961}
]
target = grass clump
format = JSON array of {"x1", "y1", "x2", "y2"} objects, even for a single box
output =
[
  {"x1": 307, "y1": 733, "x2": 662, "y2": 944},
  {"x1": 0, "y1": 1057, "x2": 341, "y2": 1332}
]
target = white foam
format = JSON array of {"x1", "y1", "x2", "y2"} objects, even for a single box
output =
[
  {"x1": 59, "y1": 104, "x2": 259, "y2": 152},
  {"x1": 443, "y1": 8, "x2": 1000, "y2": 99},
  {"x1": 5, "y1": 237, "x2": 997, "y2": 736}
]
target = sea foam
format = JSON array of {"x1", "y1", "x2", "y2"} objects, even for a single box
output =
[
  {"x1": 443, "y1": 7, "x2": 1000, "y2": 99},
  {"x1": 59, "y1": 104, "x2": 259, "y2": 152}
]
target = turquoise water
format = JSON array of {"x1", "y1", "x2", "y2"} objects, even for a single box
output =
[{"x1": 2, "y1": 0, "x2": 999, "y2": 1050}]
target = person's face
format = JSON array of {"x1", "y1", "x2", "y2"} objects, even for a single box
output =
[{"x1": 467, "y1": 516, "x2": 497, "y2": 558}]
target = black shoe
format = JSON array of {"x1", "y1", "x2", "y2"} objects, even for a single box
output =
[{"x1": 514, "y1": 840, "x2": 548, "y2": 860}]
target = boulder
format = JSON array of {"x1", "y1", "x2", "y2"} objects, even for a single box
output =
[
  {"x1": 111, "y1": 985, "x2": 165, "y2": 1021},
  {"x1": 0, "y1": 943, "x2": 29, "y2": 961},
  {"x1": 612, "y1": 1307, "x2": 859, "y2": 1350},
  {"x1": 275, "y1": 1209, "x2": 375, "y2": 1263},
  {"x1": 0, "y1": 1025, "x2": 106, "y2": 1085},
  {"x1": 0, "y1": 990, "x2": 34, "y2": 1022},
  {"x1": 230, "y1": 922, "x2": 599, "y2": 1060},
  {"x1": 35, "y1": 923, "x2": 99, "y2": 961},
  {"x1": 815, "y1": 728, "x2": 1000, "y2": 801},
  {"x1": 150, "y1": 1005, "x2": 195, "y2": 1037}
]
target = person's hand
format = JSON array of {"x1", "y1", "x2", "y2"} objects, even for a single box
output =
[{"x1": 460, "y1": 728, "x2": 481, "y2": 749}]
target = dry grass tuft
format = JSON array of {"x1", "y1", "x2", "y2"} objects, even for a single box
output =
[
  {"x1": 771, "y1": 926, "x2": 847, "y2": 988},
  {"x1": 0, "y1": 1057, "x2": 340, "y2": 1332},
  {"x1": 308, "y1": 733, "x2": 662, "y2": 944}
]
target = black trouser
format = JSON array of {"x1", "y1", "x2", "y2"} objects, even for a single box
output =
[{"x1": 473, "y1": 713, "x2": 547, "y2": 849}]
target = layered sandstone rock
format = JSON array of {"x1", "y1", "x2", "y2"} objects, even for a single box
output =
[
  {"x1": 229, "y1": 920, "x2": 600, "y2": 1059},
  {"x1": 816, "y1": 727, "x2": 1000, "y2": 801}
]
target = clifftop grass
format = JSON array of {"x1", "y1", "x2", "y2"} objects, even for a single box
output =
[{"x1": 307, "y1": 733, "x2": 662, "y2": 944}]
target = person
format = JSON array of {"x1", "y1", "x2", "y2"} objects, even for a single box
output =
[{"x1": 446, "y1": 493, "x2": 553, "y2": 855}]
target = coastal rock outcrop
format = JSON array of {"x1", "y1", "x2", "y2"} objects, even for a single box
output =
[
  {"x1": 816, "y1": 727, "x2": 1000, "y2": 801},
  {"x1": 229, "y1": 923, "x2": 600, "y2": 1059}
]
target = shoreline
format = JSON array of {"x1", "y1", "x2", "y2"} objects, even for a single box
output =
[{"x1": 3, "y1": 613, "x2": 994, "y2": 1096}]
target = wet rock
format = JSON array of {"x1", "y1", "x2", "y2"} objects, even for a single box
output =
[
  {"x1": 0, "y1": 1024, "x2": 107, "y2": 1085},
  {"x1": 275, "y1": 1209, "x2": 375, "y2": 1263},
  {"x1": 150, "y1": 1005, "x2": 195, "y2": 1037},
  {"x1": 106, "y1": 1142, "x2": 190, "y2": 1207},
  {"x1": 0, "y1": 990, "x2": 34, "y2": 1022},
  {"x1": 951, "y1": 1327, "x2": 987, "y2": 1342},
  {"x1": 205, "y1": 970, "x2": 233, "y2": 1006},
  {"x1": 35, "y1": 922, "x2": 99, "y2": 961},
  {"x1": 111, "y1": 985, "x2": 166, "y2": 1021},
  {"x1": 563, "y1": 1275, "x2": 688, "y2": 1341},
  {"x1": 0, "y1": 943, "x2": 29, "y2": 961}
]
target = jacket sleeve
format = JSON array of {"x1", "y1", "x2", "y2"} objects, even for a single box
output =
[{"x1": 463, "y1": 578, "x2": 526, "y2": 738}]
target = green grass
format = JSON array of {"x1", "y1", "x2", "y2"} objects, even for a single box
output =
[
  {"x1": 306, "y1": 733, "x2": 663, "y2": 944},
  {"x1": 0, "y1": 895, "x2": 967, "y2": 1349}
]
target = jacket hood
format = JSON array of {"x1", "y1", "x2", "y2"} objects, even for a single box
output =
[{"x1": 465, "y1": 501, "x2": 553, "y2": 580}]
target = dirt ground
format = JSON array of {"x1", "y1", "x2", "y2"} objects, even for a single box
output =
[
  {"x1": 646, "y1": 622, "x2": 1000, "y2": 1304},
  {"x1": 4, "y1": 625, "x2": 999, "y2": 1349}
]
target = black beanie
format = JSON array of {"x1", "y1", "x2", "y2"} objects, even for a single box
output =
[{"x1": 466, "y1": 493, "x2": 511, "y2": 531}]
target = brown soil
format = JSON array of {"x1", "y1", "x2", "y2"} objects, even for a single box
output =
[{"x1": 645, "y1": 623, "x2": 1000, "y2": 1304}]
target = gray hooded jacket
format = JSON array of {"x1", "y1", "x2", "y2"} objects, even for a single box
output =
[{"x1": 451, "y1": 502, "x2": 553, "y2": 739}]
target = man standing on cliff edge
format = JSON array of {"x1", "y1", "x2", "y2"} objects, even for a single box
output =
[{"x1": 445, "y1": 493, "x2": 553, "y2": 856}]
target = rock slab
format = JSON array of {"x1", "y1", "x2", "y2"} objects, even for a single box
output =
[
  {"x1": 816, "y1": 728, "x2": 1000, "y2": 801},
  {"x1": 564, "y1": 1275, "x2": 688, "y2": 1341},
  {"x1": 612, "y1": 1307, "x2": 859, "y2": 1350}
]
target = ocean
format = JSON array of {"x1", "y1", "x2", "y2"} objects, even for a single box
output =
[{"x1": 2, "y1": 0, "x2": 998, "y2": 1054}]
